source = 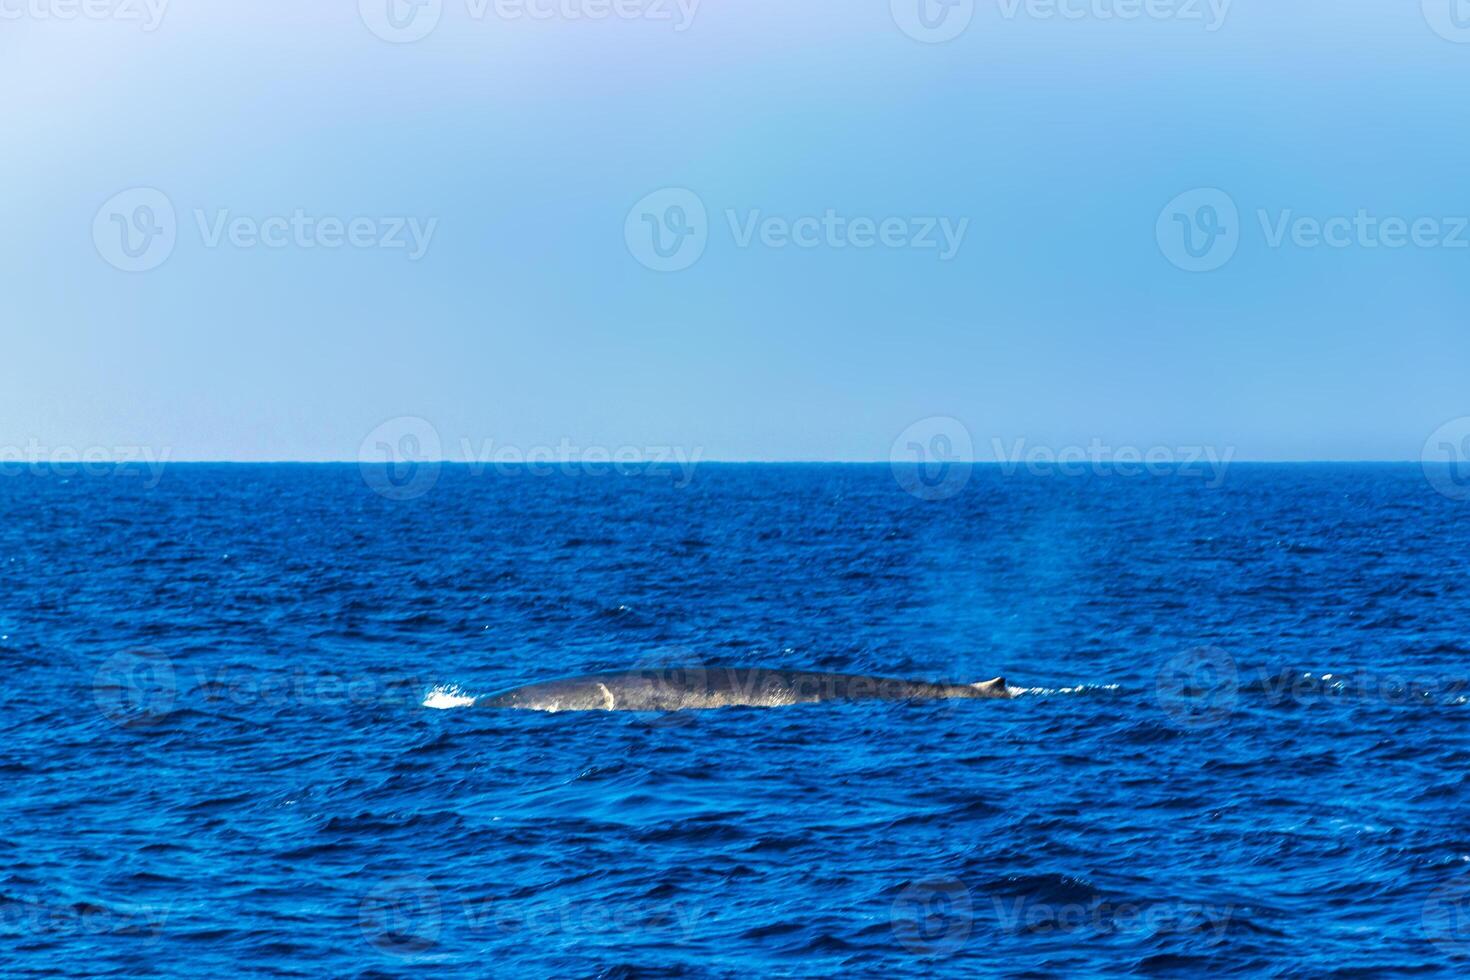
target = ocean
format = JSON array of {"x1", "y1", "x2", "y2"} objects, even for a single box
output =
[{"x1": 4, "y1": 463, "x2": 1469, "y2": 977}]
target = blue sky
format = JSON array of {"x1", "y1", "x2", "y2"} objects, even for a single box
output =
[{"x1": 3, "y1": 0, "x2": 1468, "y2": 461}]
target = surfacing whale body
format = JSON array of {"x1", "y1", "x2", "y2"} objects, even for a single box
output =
[{"x1": 479, "y1": 667, "x2": 1011, "y2": 713}]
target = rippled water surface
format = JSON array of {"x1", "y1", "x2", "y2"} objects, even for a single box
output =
[{"x1": 5, "y1": 464, "x2": 1470, "y2": 977}]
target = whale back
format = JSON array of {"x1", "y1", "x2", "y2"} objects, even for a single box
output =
[{"x1": 479, "y1": 667, "x2": 1012, "y2": 712}]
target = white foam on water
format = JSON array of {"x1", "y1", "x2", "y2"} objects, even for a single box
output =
[
  {"x1": 423, "y1": 685, "x2": 477, "y2": 710},
  {"x1": 1009, "y1": 683, "x2": 1122, "y2": 698}
]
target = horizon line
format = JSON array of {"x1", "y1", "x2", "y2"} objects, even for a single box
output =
[{"x1": 17, "y1": 458, "x2": 1433, "y2": 465}]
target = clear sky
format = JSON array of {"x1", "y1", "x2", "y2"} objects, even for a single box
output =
[{"x1": 4, "y1": 0, "x2": 1468, "y2": 461}]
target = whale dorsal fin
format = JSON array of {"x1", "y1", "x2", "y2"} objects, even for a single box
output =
[{"x1": 970, "y1": 677, "x2": 1009, "y2": 698}]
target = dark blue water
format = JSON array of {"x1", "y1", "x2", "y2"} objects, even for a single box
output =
[{"x1": 6, "y1": 464, "x2": 1470, "y2": 977}]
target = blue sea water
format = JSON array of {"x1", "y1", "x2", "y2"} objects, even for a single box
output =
[{"x1": 4, "y1": 463, "x2": 1470, "y2": 977}]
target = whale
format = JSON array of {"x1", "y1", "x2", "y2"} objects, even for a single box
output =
[{"x1": 478, "y1": 666, "x2": 1011, "y2": 713}]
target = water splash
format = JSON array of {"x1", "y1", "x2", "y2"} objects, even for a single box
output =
[
  {"x1": 423, "y1": 685, "x2": 476, "y2": 710},
  {"x1": 1009, "y1": 683, "x2": 1122, "y2": 698}
]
